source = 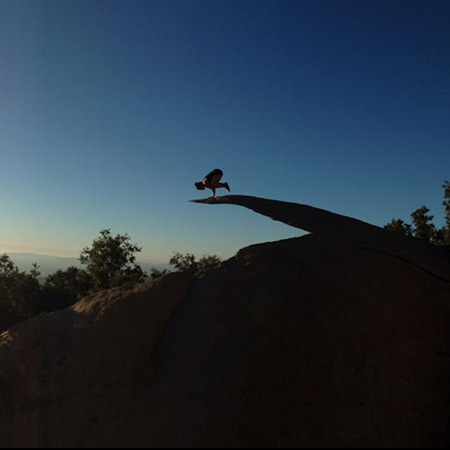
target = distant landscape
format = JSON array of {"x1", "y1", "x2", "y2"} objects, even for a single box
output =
[
  {"x1": 0, "y1": 226, "x2": 224, "y2": 330},
  {"x1": 6, "y1": 253, "x2": 170, "y2": 279}
]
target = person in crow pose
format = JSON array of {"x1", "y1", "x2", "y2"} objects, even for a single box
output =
[{"x1": 195, "y1": 168, "x2": 230, "y2": 197}]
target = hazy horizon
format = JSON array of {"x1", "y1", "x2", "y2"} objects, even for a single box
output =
[
  {"x1": 1, "y1": 251, "x2": 166, "y2": 264},
  {"x1": 3, "y1": 251, "x2": 173, "y2": 277}
]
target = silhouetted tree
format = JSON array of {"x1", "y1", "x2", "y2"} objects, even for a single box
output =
[
  {"x1": 149, "y1": 267, "x2": 171, "y2": 280},
  {"x1": 169, "y1": 252, "x2": 198, "y2": 273},
  {"x1": 432, "y1": 228, "x2": 447, "y2": 247},
  {"x1": 169, "y1": 252, "x2": 221, "y2": 275},
  {"x1": 411, "y1": 206, "x2": 436, "y2": 243},
  {"x1": 150, "y1": 252, "x2": 221, "y2": 280},
  {"x1": 80, "y1": 229, "x2": 147, "y2": 291},
  {"x1": 384, "y1": 219, "x2": 413, "y2": 236},
  {"x1": 196, "y1": 254, "x2": 222, "y2": 274},
  {"x1": 0, "y1": 254, "x2": 41, "y2": 318},
  {"x1": 442, "y1": 181, "x2": 450, "y2": 246},
  {"x1": 40, "y1": 267, "x2": 93, "y2": 312},
  {"x1": 384, "y1": 181, "x2": 450, "y2": 247}
]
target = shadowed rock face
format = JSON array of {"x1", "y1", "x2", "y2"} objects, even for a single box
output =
[{"x1": 1, "y1": 197, "x2": 450, "y2": 447}]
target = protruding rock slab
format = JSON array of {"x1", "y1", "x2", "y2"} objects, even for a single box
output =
[{"x1": 191, "y1": 195, "x2": 450, "y2": 282}]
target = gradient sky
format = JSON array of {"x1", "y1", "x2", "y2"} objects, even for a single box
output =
[{"x1": 1, "y1": 0, "x2": 449, "y2": 263}]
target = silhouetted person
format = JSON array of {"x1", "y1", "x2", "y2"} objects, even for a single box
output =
[{"x1": 195, "y1": 168, "x2": 230, "y2": 197}]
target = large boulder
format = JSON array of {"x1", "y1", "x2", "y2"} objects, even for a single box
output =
[{"x1": 1, "y1": 196, "x2": 449, "y2": 447}]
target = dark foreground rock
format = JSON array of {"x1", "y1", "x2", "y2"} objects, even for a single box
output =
[{"x1": 1, "y1": 196, "x2": 449, "y2": 447}]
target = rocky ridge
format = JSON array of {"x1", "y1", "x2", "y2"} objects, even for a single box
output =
[{"x1": 0, "y1": 195, "x2": 449, "y2": 447}]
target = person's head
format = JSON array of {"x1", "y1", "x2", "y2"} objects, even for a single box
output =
[{"x1": 195, "y1": 182, "x2": 205, "y2": 191}]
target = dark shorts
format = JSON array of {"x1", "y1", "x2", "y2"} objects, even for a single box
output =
[{"x1": 204, "y1": 169, "x2": 223, "y2": 186}]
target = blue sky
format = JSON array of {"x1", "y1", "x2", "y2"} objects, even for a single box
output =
[{"x1": 0, "y1": 0, "x2": 449, "y2": 262}]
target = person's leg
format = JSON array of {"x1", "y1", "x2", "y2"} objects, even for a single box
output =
[
  {"x1": 205, "y1": 174, "x2": 220, "y2": 197},
  {"x1": 210, "y1": 173, "x2": 222, "y2": 187},
  {"x1": 209, "y1": 174, "x2": 230, "y2": 195}
]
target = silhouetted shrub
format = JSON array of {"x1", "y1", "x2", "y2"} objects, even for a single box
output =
[
  {"x1": 384, "y1": 181, "x2": 450, "y2": 248},
  {"x1": 40, "y1": 267, "x2": 93, "y2": 312},
  {"x1": 0, "y1": 254, "x2": 41, "y2": 319},
  {"x1": 80, "y1": 229, "x2": 147, "y2": 291}
]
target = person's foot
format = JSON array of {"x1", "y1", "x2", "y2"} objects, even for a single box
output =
[{"x1": 224, "y1": 182, "x2": 230, "y2": 192}]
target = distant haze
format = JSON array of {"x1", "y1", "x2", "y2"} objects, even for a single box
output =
[{"x1": 6, "y1": 253, "x2": 169, "y2": 278}]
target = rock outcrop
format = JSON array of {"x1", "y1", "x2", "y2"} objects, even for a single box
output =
[
  {"x1": 0, "y1": 307, "x2": 24, "y2": 335},
  {"x1": 191, "y1": 195, "x2": 450, "y2": 283},
  {"x1": 1, "y1": 196, "x2": 449, "y2": 447}
]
